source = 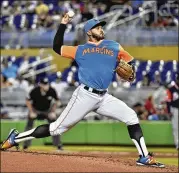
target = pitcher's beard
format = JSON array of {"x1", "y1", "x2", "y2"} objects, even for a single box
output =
[{"x1": 91, "y1": 33, "x2": 105, "y2": 41}]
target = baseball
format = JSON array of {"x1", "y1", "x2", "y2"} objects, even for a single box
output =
[{"x1": 67, "y1": 10, "x2": 75, "y2": 18}]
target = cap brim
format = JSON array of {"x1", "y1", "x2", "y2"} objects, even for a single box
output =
[
  {"x1": 40, "y1": 82, "x2": 49, "y2": 85},
  {"x1": 91, "y1": 21, "x2": 106, "y2": 29}
]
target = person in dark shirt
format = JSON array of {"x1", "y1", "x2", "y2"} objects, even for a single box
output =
[
  {"x1": 166, "y1": 73, "x2": 179, "y2": 150},
  {"x1": 24, "y1": 78, "x2": 62, "y2": 150},
  {"x1": 81, "y1": 4, "x2": 93, "y2": 22}
]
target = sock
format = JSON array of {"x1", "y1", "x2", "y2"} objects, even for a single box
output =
[
  {"x1": 15, "y1": 124, "x2": 50, "y2": 143},
  {"x1": 127, "y1": 123, "x2": 148, "y2": 157}
]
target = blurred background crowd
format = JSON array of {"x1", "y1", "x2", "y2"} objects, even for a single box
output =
[
  {"x1": 0, "y1": 0, "x2": 178, "y2": 123},
  {"x1": 1, "y1": 0, "x2": 178, "y2": 33}
]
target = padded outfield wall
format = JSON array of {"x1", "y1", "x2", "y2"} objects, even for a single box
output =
[{"x1": 0, "y1": 120, "x2": 175, "y2": 146}]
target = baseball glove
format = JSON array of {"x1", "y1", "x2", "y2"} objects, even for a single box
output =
[{"x1": 115, "y1": 59, "x2": 135, "y2": 82}]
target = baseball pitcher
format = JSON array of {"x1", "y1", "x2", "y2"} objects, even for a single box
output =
[{"x1": 1, "y1": 13, "x2": 164, "y2": 168}]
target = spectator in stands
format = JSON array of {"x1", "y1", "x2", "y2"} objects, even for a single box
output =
[
  {"x1": 129, "y1": 0, "x2": 144, "y2": 9},
  {"x1": 96, "y1": 2, "x2": 107, "y2": 16},
  {"x1": 0, "y1": 74, "x2": 12, "y2": 88},
  {"x1": 35, "y1": 1, "x2": 49, "y2": 16},
  {"x1": 81, "y1": 4, "x2": 94, "y2": 22},
  {"x1": 144, "y1": 95, "x2": 156, "y2": 115},
  {"x1": 153, "y1": 83, "x2": 169, "y2": 106},
  {"x1": 13, "y1": 75, "x2": 29, "y2": 91},
  {"x1": 1, "y1": 1, "x2": 12, "y2": 16},
  {"x1": 41, "y1": 15, "x2": 55, "y2": 30},
  {"x1": 150, "y1": 71, "x2": 162, "y2": 87},
  {"x1": 165, "y1": 16, "x2": 178, "y2": 27},
  {"x1": 0, "y1": 103, "x2": 9, "y2": 119},
  {"x1": 24, "y1": 78, "x2": 62, "y2": 150},
  {"x1": 53, "y1": 1, "x2": 66, "y2": 15},
  {"x1": 132, "y1": 102, "x2": 149, "y2": 120},
  {"x1": 151, "y1": 16, "x2": 169, "y2": 28},
  {"x1": 166, "y1": 73, "x2": 179, "y2": 149},
  {"x1": 18, "y1": 52, "x2": 30, "y2": 74},
  {"x1": 2, "y1": 59, "x2": 18, "y2": 79},
  {"x1": 142, "y1": 73, "x2": 151, "y2": 87},
  {"x1": 71, "y1": 9, "x2": 82, "y2": 27},
  {"x1": 148, "y1": 103, "x2": 170, "y2": 121},
  {"x1": 35, "y1": 1, "x2": 49, "y2": 29}
]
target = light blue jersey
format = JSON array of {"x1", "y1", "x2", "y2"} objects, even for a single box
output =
[{"x1": 75, "y1": 40, "x2": 121, "y2": 89}]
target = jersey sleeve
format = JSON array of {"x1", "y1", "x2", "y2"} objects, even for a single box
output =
[
  {"x1": 61, "y1": 46, "x2": 78, "y2": 59},
  {"x1": 117, "y1": 45, "x2": 134, "y2": 62}
]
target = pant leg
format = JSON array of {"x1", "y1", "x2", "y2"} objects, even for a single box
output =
[
  {"x1": 47, "y1": 117, "x2": 62, "y2": 149},
  {"x1": 96, "y1": 93, "x2": 139, "y2": 125},
  {"x1": 49, "y1": 86, "x2": 100, "y2": 136},
  {"x1": 171, "y1": 107, "x2": 179, "y2": 149},
  {"x1": 95, "y1": 93, "x2": 150, "y2": 157},
  {"x1": 23, "y1": 116, "x2": 35, "y2": 148}
]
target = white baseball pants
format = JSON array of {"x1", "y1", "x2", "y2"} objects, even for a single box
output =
[{"x1": 50, "y1": 84, "x2": 139, "y2": 136}]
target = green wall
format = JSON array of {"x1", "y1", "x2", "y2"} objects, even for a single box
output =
[{"x1": 0, "y1": 120, "x2": 174, "y2": 146}]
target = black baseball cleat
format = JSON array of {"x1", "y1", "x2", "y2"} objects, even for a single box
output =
[
  {"x1": 136, "y1": 152, "x2": 165, "y2": 168},
  {"x1": 0, "y1": 129, "x2": 19, "y2": 151}
]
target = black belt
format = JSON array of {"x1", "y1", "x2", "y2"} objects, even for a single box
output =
[{"x1": 84, "y1": 86, "x2": 107, "y2": 95}]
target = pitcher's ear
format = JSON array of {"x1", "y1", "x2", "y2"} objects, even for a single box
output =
[{"x1": 87, "y1": 30, "x2": 92, "y2": 36}]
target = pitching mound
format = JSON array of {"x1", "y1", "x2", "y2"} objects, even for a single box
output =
[{"x1": 1, "y1": 150, "x2": 178, "y2": 172}]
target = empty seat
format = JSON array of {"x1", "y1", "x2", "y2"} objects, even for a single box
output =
[{"x1": 12, "y1": 14, "x2": 27, "y2": 30}]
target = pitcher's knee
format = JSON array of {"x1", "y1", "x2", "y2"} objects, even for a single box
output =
[
  {"x1": 49, "y1": 122, "x2": 68, "y2": 136},
  {"x1": 126, "y1": 111, "x2": 139, "y2": 125}
]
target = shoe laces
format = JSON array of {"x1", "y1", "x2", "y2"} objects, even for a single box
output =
[{"x1": 148, "y1": 152, "x2": 157, "y2": 164}]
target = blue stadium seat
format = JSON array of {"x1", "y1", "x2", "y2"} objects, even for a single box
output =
[
  {"x1": 150, "y1": 61, "x2": 160, "y2": 72},
  {"x1": 138, "y1": 61, "x2": 147, "y2": 72},
  {"x1": 26, "y1": 14, "x2": 37, "y2": 29},
  {"x1": 61, "y1": 68, "x2": 71, "y2": 82},
  {"x1": 29, "y1": 56, "x2": 38, "y2": 63},
  {"x1": 73, "y1": 70, "x2": 79, "y2": 82},
  {"x1": 7, "y1": 56, "x2": 16, "y2": 63},
  {"x1": 0, "y1": 16, "x2": 9, "y2": 29},
  {"x1": 163, "y1": 61, "x2": 173, "y2": 71},
  {"x1": 13, "y1": 14, "x2": 23, "y2": 30},
  {"x1": 35, "y1": 61, "x2": 51, "y2": 83},
  {"x1": 14, "y1": 56, "x2": 24, "y2": 67},
  {"x1": 47, "y1": 72, "x2": 61, "y2": 82}
]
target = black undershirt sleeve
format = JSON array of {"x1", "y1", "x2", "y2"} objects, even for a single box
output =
[{"x1": 53, "y1": 24, "x2": 67, "y2": 55}]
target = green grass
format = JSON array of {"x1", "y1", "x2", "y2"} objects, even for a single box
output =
[
  {"x1": 29, "y1": 145, "x2": 177, "y2": 153},
  {"x1": 157, "y1": 158, "x2": 178, "y2": 166}
]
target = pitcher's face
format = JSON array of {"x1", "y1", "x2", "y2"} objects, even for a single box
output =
[{"x1": 90, "y1": 25, "x2": 105, "y2": 41}]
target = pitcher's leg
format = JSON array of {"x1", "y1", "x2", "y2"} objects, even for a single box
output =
[
  {"x1": 96, "y1": 94, "x2": 148, "y2": 157},
  {"x1": 49, "y1": 87, "x2": 99, "y2": 136},
  {"x1": 9, "y1": 86, "x2": 98, "y2": 146}
]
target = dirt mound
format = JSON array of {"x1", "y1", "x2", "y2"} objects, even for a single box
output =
[{"x1": 1, "y1": 150, "x2": 178, "y2": 172}]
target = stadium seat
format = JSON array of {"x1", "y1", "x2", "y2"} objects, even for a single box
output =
[
  {"x1": 12, "y1": 14, "x2": 26, "y2": 30},
  {"x1": 47, "y1": 72, "x2": 61, "y2": 82},
  {"x1": 14, "y1": 56, "x2": 24, "y2": 67},
  {"x1": 26, "y1": 14, "x2": 38, "y2": 29},
  {"x1": 29, "y1": 56, "x2": 39, "y2": 63}
]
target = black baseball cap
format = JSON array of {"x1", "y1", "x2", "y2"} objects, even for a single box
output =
[{"x1": 39, "y1": 78, "x2": 49, "y2": 84}]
